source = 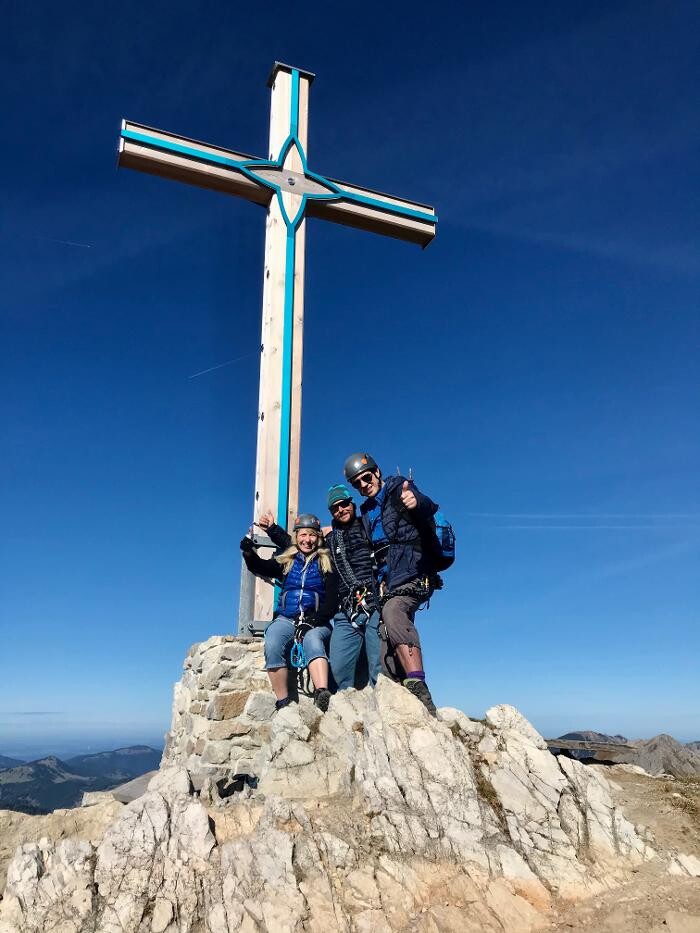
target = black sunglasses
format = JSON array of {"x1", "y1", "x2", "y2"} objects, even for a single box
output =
[
  {"x1": 351, "y1": 471, "x2": 375, "y2": 488},
  {"x1": 331, "y1": 498, "x2": 353, "y2": 512}
]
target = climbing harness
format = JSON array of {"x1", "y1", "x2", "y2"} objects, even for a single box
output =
[
  {"x1": 379, "y1": 574, "x2": 442, "y2": 611},
  {"x1": 290, "y1": 624, "x2": 308, "y2": 669},
  {"x1": 332, "y1": 527, "x2": 377, "y2": 625},
  {"x1": 290, "y1": 620, "x2": 314, "y2": 697},
  {"x1": 346, "y1": 586, "x2": 375, "y2": 628}
]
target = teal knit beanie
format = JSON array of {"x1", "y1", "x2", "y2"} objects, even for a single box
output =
[{"x1": 327, "y1": 483, "x2": 354, "y2": 510}]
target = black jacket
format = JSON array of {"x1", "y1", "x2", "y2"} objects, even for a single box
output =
[
  {"x1": 242, "y1": 545, "x2": 339, "y2": 626},
  {"x1": 326, "y1": 515, "x2": 376, "y2": 600},
  {"x1": 360, "y1": 475, "x2": 439, "y2": 589}
]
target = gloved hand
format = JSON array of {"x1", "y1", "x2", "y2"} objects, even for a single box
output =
[{"x1": 240, "y1": 536, "x2": 256, "y2": 555}]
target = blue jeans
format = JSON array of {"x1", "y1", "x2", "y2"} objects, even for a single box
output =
[
  {"x1": 329, "y1": 610, "x2": 381, "y2": 690},
  {"x1": 264, "y1": 615, "x2": 331, "y2": 670}
]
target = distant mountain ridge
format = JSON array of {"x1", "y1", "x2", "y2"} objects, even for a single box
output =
[
  {"x1": 556, "y1": 731, "x2": 700, "y2": 777},
  {"x1": 632, "y1": 734, "x2": 700, "y2": 778},
  {"x1": 0, "y1": 746, "x2": 161, "y2": 814},
  {"x1": 558, "y1": 731, "x2": 630, "y2": 744},
  {"x1": 0, "y1": 755, "x2": 24, "y2": 769},
  {"x1": 66, "y1": 746, "x2": 160, "y2": 780}
]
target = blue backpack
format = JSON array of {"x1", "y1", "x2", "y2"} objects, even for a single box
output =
[{"x1": 428, "y1": 509, "x2": 456, "y2": 572}]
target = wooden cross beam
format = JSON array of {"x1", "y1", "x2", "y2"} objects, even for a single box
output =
[{"x1": 117, "y1": 62, "x2": 437, "y2": 629}]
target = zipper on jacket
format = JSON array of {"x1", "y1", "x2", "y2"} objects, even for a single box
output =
[{"x1": 298, "y1": 557, "x2": 311, "y2": 621}]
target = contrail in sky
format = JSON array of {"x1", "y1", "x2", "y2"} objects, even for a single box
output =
[
  {"x1": 491, "y1": 524, "x2": 700, "y2": 530},
  {"x1": 464, "y1": 513, "x2": 699, "y2": 518},
  {"x1": 189, "y1": 351, "x2": 258, "y2": 379},
  {"x1": 465, "y1": 513, "x2": 700, "y2": 530},
  {"x1": 37, "y1": 236, "x2": 92, "y2": 249},
  {"x1": 6, "y1": 711, "x2": 64, "y2": 716}
]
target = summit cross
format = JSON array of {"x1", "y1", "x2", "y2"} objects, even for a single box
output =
[{"x1": 117, "y1": 62, "x2": 437, "y2": 629}]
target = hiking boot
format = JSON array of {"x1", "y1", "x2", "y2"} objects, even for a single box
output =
[
  {"x1": 313, "y1": 688, "x2": 331, "y2": 713},
  {"x1": 404, "y1": 678, "x2": 437, "y2": 717}
]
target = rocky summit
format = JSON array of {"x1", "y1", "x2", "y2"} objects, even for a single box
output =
[{"x1": 1, "y1": 635, "x2": 699, "y2": 933}]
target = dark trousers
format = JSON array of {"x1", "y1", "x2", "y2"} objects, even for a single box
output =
[{"x1": 379, "y1": 593, "x2": 424, "y2": 682}]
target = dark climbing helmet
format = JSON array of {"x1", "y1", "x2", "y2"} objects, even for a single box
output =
[
  {"x1": 343, "y1": 452, "x2": 378, "y2": 482},
  {"x1": 293, "y1": 513, "x2": 322, "y2": 533}
]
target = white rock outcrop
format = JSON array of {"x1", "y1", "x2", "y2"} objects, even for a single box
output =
[{"x1": 2, "y1": 635, "x2": 697, "y2": 933}]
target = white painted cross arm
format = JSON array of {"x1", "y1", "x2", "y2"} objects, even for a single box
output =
[{"x1": 118, "y1": 114, "x2": 436, "y2": 248}]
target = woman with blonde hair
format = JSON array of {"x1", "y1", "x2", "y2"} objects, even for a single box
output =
[{"x1": 240, "y1": 513, "x2": 338, "y2": 712}]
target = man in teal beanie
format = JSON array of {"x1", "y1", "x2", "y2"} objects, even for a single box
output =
[
  {"x1": 327, "y1": 483, "x2": 352, "y2": 510},
  {"x1": 324, "y1": 483, "x2": 381, "y2": 690}
]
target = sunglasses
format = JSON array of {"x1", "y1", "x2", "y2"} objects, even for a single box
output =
[
  {"x1": 351, "y1": 471, "x2": 376, "y2": 488},
  {"x1": 331, "y1": 498, "x2": 353, "y2": 513}
]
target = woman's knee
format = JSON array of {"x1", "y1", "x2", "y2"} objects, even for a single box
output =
[
  {"x1": 264, "y1": 617, "x2": 295, "y2": 669},
  {"x1": 303, "y1": 626, "x2": 330, "y2": 663}
]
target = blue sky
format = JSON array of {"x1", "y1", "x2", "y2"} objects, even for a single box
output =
[{"x1": 2, "y1": 0, "x2": 699, "y2": 757}]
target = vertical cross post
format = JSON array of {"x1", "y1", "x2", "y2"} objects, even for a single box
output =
[{"x1": 243, "y1": 65, "x2": 313, "y2": 627}]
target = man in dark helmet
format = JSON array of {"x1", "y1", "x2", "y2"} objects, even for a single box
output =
[{"x1": 343, "y1": 452, "x2": 440, "y2": 715}]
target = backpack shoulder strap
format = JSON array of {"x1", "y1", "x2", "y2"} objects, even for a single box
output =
[{"x1": 360, "y1": 512, "x2": 372, "y2": 541}]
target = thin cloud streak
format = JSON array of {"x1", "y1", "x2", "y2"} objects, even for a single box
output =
[
  {"x1": 39, "y1": 237, "x2": 92, "y2": 249},
  {"x1": 593, "y1": 537, "x2": 700, "y2": 583},
  {"x1": 511, "y1": 535, "x2": 700, "y2": 613},
  {"x1": 484, "y1": 524, "x2": 700, "y2": 531},
  {"x1": 188, "y1": 351, "x2": 258, "y2": 379},
  {"x1": 465, "y1": 513, "x2": 700, "y2": 519},
  {"x1": 460, "y1": 220, "x2": 700, "y2": 278},
  {"x1": 470, "y1": 513, "x2": 700, "y2": 530},
  {"x1": 3, "y1": 711, "x2": 65, "y2": 717}
]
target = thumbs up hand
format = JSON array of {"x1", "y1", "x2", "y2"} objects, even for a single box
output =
[{"x1": 400, "y1": 479, "x2": 418, "y2": 510}]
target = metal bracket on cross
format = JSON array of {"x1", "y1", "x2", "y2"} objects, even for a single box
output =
[{"x1": 116, "y1": 62, "x2": 437, "y2": 631}]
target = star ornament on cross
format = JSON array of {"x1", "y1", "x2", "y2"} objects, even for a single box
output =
[
  {"x1": 239, "y1": 135, "x2": 338, "y2": 231},
  {"x1": 119, "y1": 64, "x2": 437, "y2": 242},
  {"x1": 116, "y1": 62, "x2": 436, "y2": 628}
]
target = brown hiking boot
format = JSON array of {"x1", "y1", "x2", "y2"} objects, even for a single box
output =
[{"x1": 404, "y1": 678, "x2": 437, "y2": 716}]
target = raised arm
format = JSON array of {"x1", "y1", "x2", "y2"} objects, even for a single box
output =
[
  {"x1": 394, "y1": 477, "x2": 438, "y2": 524},
  {"x1": 240, "y1": 537, "x2": 285, "y2": 582},
  {"x1": 255, "y1": 511, "x2": 292, "y2": 553},
  {"x1": 266, "y1": 523, "x2": 293, "y2": 552}
]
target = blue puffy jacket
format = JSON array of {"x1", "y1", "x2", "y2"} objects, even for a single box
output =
[
  {"x1": 242, "y1": 546, "x2": 338, "y2": 625},
  {"x1": 277, "y1": 552, "x2": 325, "y2": 618},
  {"x1": 361, "y1": 475, "x2": 438, "y2": 589}
]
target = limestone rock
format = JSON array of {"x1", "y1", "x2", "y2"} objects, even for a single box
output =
[
  {"x1": 0, "y1": 797, "x2": 122, "y2": 894},
  {"x1": 3, "y1": 634, "x2": 699, "y2": 933},
  {"x1": 93, "y1": 770, "x2": 216, "y2": 932},
  {"x1": 0, "y1": 838, "x2": 95, "y2": 933},
  {"x1": 657, "y1": 912, "x2": 700, "y2": 933}
]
